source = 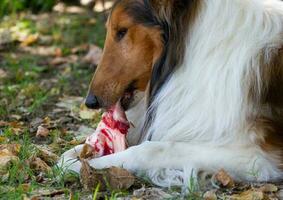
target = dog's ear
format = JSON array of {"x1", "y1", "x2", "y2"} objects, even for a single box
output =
[{"x1": 148, "y1": 0, "x2": 195, "y2": 105}]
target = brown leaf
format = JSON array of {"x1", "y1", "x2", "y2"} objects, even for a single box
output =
[
  {"x1": 8, "y1": 121, "x2": 25, "y2": 135},
  {"x1": 21, "y1": 183, "x2": 31, "y2": 192},
  {"x1": 30, "y1": 189, "x2": 66, "y2": 199},
  {"x1": 0, "y1": 136, "x2": 6, "y2": 143},
  {"x1": 80, "y1": 160, "x2": 135, "y2": 191},
  {"x1": 43, "y1": 117, "x2": 51, "y2": 126},
  {"x1": 0, "y1": 144, "x2": 21, "y2": 155},
  {"x1": 259, "y1": 184, "x2": 278, "y2": 193},
  {"x1": 36, "y1": 126, "x2": 49, "y2": 138},
  {"x1": 79, "y1": 103, "x2": 101, "y2": 120},
  {"x1": 49, "y1": 55, "x2": 78, "y2": 66},
  {"x1": 54, "y1": 48, "x2": 62, "y2": 57},
  {"x1": 107, "y1": 167, "x2": 136, "y2": 190},
  {"x1": 0, "y1": 68, "x2": 7, "y2": 79},
  {"x1": 71, "y1": 44, "x2": 88, "y2": 54},
  {"x1": 80, "y1": 159, "x2": 98, "y2": 191},
  {"x1": 80, "y1": 144, "x2": 94, "y2": 159},
  {"x1": 10, "y1": 114, "x2": 22, "y2": 120},
  {"x1": 49, "y1": 57, "x2": 69, "y2": 66},
  {"x1": 230, "y1": 189, "x2": 265, "y2": 200},
  {"x1": 203, "y1": 190, "x2": 217, "y2": 200},
  {"x1": 215, "y1": 169, "x2": 235, "y2": 188},
  {"x1": 133, "y1": 187, "x2": 173, "y2": 199},
  {"x1": 82, "y1": 45, "x2": 102, "y2": 66},
  {"x1": 0, "y1": 121, "x2": 8, "y2": 126},
  {"x1": 0, "y1": 144, "x2": 21, "y2": 171},
  {"x1": 28, "y1": 157, "x2": 51, "y2": 173},
  {"x1": 36, "y1": 146, "x2": 59, "y2": 165},
  {"x1": 20, "y1": 34, "x2": 39, "y2": 47},
  {"x1": 0, "y1": 154, "x2": 19, "y2": 171}
]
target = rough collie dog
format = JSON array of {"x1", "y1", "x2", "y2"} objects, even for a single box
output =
[{"x1": 60, "y1": 0, "x2": 283, "y2": 187}]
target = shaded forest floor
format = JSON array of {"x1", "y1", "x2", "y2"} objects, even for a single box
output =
[{"x1": 0, "y1": 4, "x2": 282, "y2": 200}]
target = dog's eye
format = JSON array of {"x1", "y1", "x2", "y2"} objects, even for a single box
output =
[{"x1": 116, "y1": 28, "x2": 128, "y2": 41}]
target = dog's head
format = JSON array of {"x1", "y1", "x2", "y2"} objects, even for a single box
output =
[{"x1": 86, "y1": 0, "x2": 197, "y2": 110}]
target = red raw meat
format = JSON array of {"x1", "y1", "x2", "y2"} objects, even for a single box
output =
[{"x1": 85, "y1": 102, "x2": 130, "y2": 157}]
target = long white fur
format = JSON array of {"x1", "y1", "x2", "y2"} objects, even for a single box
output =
[{"x1": 59, "y1": 0, "x2": 283, "y2": 188}]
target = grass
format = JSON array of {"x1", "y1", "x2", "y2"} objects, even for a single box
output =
[
  {"x1": 186, "y1": 173, "x2": 203, "y2": 200},
  {"x1": 0, "y1": 10, "x2": 106, "y2": 118},
  {"x1": 0, "y1": 0, "x2": 56, "y2": 17},
  {"x1": 1, "y1": 4, "x2": 281, "y2": 200},
  {"x1": 0, "y1": 7, "x2": 107, "y2": 199},
  {"x1": 0, "y1": 131, "x2": 37, "y2": 199},
  {"x1": 0, "y1": 6, "x2": 130, "y2": 199}
]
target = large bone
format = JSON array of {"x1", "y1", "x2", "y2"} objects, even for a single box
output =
[{"x1": 81, "y1": 102, "x2": 130, "y2": 158}]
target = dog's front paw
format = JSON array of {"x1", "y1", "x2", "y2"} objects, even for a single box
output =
[
  {"x1": 88, "y1": 153, "x2": 125, "y2": 169},
  {"x1": 57, "y1": 144, "x2": 84, "y2": 173}
]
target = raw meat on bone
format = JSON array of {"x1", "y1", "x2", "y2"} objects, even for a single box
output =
[{"x1": 85, "y1": 102, "x2": 130, "y2": 158}]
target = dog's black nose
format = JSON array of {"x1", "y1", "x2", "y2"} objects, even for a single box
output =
[{"x1": 85, "y1": 93, "x2": 100, "y2": 109}]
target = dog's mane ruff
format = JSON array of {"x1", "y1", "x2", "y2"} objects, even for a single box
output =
[{"x1": 146, "y1": 0, "x2": 283, "y2": 142}]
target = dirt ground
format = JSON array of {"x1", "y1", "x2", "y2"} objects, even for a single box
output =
[{"x1": 0, "y1": 3, "x2": 282, "y2": 200}]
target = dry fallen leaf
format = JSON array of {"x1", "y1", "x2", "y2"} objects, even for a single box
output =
[
  {"x1": 36, "y1": 145, "x2": 59, "y2": 165},
  {"x1": 82, "y1": 45, "x2": 102, "y2": 66},
  {"x1": 0, "y1": 144, "x2": 21, "y2": 171},
  {"x1": 259, "y1": 184, "x2": 278, "y2": 193},
  {"x1": 80, "y1": 144, "x2": 94, "y2": 159},
  {"x1": 54, "y1": 48, "x2": 62, "y2": 57},
  {"x1": 203, "y1": 190, "x2": 217, "y2": 200},
  {"x1": 80, "y1": 160, "x2": 135, "y2": 191},
  {"x1": 230, "y1": 189, "x2": 264, "y2": 200},
  {"x1": 36, "y1": 126, "x2": 49, "y2": 138},
  {"x1": 30, "y1": 188, "x2": 66, "y2": 199},
  {"x1": 0, "y1": 143, "x2": 21, "y2": 155},
  {"x1": 0, "y1": 136, "x2": 6, "y2": 143},
  {"x1": 43, "y1": 117, "x2": 51, "y2": 127},
  {"x1": 21, "y1": 183, "x2": 31, "y2": 192},
  {"x1": 79, "y1": 103, "x2": 101, "y2": 120},
  {"x1": 50, "y1": 55, "x2": 78, "y2": 66},
  {"x1": 80, "y1": 159, "x2": 97, "y2": 191},
  {"x1": 133, "y1": 187, "x2": 173, "y2": 200},
  {"x1": 107, "y1": 167, "x2": 136, "y2": 190},
  {"x1": 0, "y1": 153, "x2": 19, "y2": 171},
  {"x1": 28, "y1": 157, "x2": 51, "y2": 173},
  {"x1": 10, "y1": 114, "x2": 22, "y2": 120},
  {"x1": 49, "y1": 57, "x2": 68, "y2": 66},
  {"x1": 8, "y1": 121, "x2": 25, "y2": 135},
  {"x1": 20, "y1": 34, "x2": 39, "y2": 47},
  {"x1": 0, "y1": 121, "x2": 8, "y2": 126},
  {"x1": 215, "y1": 169, "x2": 235, "y2": 188},
  {"x1": 0, "y1": 68, "x2": 7, "y2": 79},
  {"x1": 71, "y1": 44, "x2": 88, "y2": 54}
]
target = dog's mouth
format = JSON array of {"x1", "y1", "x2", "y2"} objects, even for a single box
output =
[{"x1": 120, "y1": 82, "x2": 137, "y2": 110}]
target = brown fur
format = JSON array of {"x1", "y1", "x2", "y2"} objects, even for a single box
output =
[
  {"x1": 251, "y1": 46, "x2": 283, "y2": 170},
  {"x1": 254, "y1": 117, "x2": 283, "y2": 170},
  {"x1": 89, "y1": 2, "x2": 163, "y2": 107},
  {"x1": 88, "y1": 0, "x2": 200, "y2": 109}
]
